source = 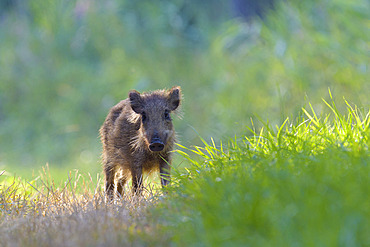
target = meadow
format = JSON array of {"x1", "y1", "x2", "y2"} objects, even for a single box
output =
[
  {"x1": 1, "y1": 99, "x2": 369, "y2": 246},
  {"x1": 0, "y1": 0, "x2": 369, "y2": 246}
]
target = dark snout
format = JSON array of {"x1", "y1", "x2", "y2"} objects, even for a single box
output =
[{"x1": 149, "y1": 136, "x2": 164, "y2": 152}]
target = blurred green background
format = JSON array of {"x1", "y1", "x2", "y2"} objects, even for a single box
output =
[{"x1": 0, "y1": 0, "x2": 368, "y2": 178}]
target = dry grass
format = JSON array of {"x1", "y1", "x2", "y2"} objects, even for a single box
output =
[{"x1": 0, "y1": 167, "x2": 168, "y2": 247}]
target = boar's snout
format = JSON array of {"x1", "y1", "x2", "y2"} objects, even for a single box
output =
[
  {"x1": 149, "y1": 140, "x2": 164, "y2": 152},
  {"x1": 149, "y1": 133, "x2": 165, "y2": 152}
]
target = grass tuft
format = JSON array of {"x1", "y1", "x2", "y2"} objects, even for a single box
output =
[{"x1": 158, "y1": 100, "x2": 370, "y2": 246}]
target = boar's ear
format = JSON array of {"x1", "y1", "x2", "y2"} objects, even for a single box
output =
[
  {"x1": 129, "y1": 90, "x2": 144, "y2": 114},
  {"x1": 168, "y1": 86, "x2": 181, "y2": 111}
]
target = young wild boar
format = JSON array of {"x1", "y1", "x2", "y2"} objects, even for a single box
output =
[{"x1": 100, "y1": 86, "x2": 181, "y2": 198}]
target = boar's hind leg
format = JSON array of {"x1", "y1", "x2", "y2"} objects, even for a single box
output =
[
  {"x1": 131, "y1": 167, "x2": 143, "y2": 196},
  {"x1": 104, "y1": 162, "x2": 116, "y2": 199},
  {"x1": 160, "y1": 158, "x2": 171, "y2": 188}
]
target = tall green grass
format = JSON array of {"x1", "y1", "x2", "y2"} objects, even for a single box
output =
[{"x1": 156, "y1": 99, "x2": 369, "y2": 246}]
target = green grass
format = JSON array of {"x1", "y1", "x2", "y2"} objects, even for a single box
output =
[
  {"x1": 155, "y1": 98, "x2": 370, "y2": 246},
  {"x1": 1, "y1": 99, "x2": 369, "y2": 246}
]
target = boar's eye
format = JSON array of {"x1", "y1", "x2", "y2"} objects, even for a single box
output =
[
  {"x1": 164, "y1": 110, "x2": 171, "y2": 121},
  {"x1": 141, "y1": 112, "x2": 147, "y2": 122}
]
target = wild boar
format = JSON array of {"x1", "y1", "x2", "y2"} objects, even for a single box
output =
[{"x1": 100, "y1": 86, "x2": 181, "y2": 198}]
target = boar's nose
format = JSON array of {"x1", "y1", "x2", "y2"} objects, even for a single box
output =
[{"x1": 149, "y1": 137, "x2": 164, "y2": 152}]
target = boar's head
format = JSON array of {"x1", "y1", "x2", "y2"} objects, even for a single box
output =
[{"x1": 129, "y1": 86, "x2": 181, "y2": 152}]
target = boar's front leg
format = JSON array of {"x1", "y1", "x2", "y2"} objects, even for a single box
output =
[
  {"x1": 159, "y1": 157, "x2": 171, "y2": 188},
  {"x1": 116, "y1": 177, "x2": 127, "y2": 197},
  {"x1": 131, "y1": 166, "x2": 143, "y2": 195}
]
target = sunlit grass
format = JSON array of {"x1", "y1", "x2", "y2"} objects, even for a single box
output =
[{"x1": 157, "y1": 99, "x2": 370, "y2": 246}]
